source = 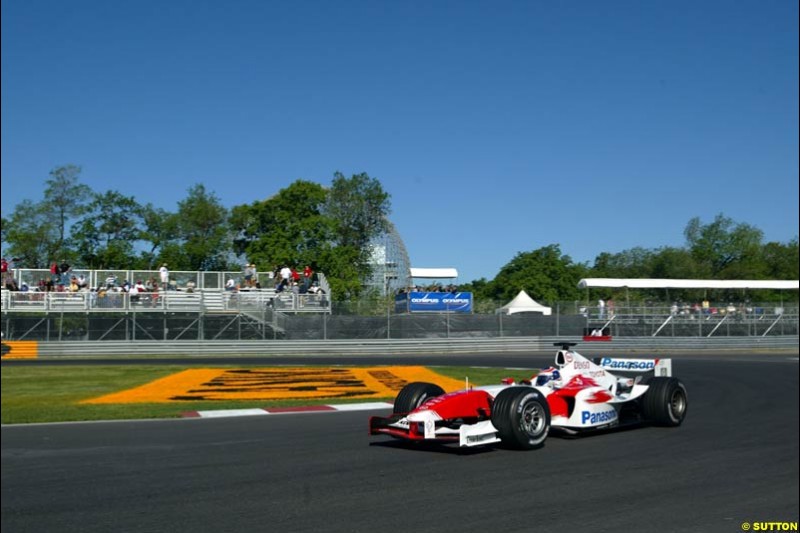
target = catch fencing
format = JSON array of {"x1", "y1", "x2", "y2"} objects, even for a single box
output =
[{"x1": 2, "y1": 296, "x2": 797, "y2": 342}]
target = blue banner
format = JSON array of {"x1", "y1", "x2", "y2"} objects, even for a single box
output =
[{"x1": 395, "y1": 292, "x2": 473, "y2": 313}]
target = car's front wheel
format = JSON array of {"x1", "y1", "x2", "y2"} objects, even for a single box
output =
[
  {"x1": 393, "y1": 382, "x2": 444, "y2": 414},
  {"x1": 641, "y1": 377, "x2": 688, "y2": 426},
  {"x1": 491, "y1": 387, "x2": 550, "y2": 449}
]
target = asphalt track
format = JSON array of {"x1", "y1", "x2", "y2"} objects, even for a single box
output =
[{"x1": 2, "y1": 353, "x2": 798, "y2": 533}]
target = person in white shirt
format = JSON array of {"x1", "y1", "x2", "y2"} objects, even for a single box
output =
[{"x1": 159, "y1": 264, "x2": 169, "y2": 289}]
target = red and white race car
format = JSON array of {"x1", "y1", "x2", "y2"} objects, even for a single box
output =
[{"x1": 369, "y1": 343, "x2": 687, "y2": 450}]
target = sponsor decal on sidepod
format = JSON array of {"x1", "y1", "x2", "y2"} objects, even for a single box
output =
[
  {"x1": 581, "y1": 410, "x2": 617, "y2": 425},
  {"x1": 600, "y1": 358, "x2": 656, "y2": 371}
]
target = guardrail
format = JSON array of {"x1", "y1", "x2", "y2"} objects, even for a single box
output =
[{"x1": 20, "y1": 335, "x2": 798, "y2": 358}]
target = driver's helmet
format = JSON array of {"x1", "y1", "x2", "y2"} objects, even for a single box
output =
[{"x1": 536, "y1": 369, "x2": 561, "y2": 387}]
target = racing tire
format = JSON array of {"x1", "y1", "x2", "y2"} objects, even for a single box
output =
[
  {"x1": 491, "y1": 387, "x2": 551, "y2": 450},
  {"x1": 641, "y1": 377, "x2": 688, "y2": 427},
  {"x1": 393, "y1": 382, "x2": 444, "y2": 414}
]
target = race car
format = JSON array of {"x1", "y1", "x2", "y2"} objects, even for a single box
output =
[{"x1": 369, "y1": 342, "x2": 687, "y2": 450}]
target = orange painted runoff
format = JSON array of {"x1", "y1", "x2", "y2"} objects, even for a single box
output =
[
  {"x1": 1, "y1": 341, "x2": 38, "y2": 359},
  {"x1": 82, "y1": 366, "x2": 467, "y2": 404}
]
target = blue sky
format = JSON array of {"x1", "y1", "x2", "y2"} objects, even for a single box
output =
[{"x1": 2, "y1": 1, "x2": 798, "y2": 283}]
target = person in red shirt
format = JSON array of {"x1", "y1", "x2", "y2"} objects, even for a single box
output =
[{"x1": 302, "y1": 265, "x2": 313, "y2": 292}]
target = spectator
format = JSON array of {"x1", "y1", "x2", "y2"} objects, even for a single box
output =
[
  {"x1": 279, "y1": 265, "x2": 292, "y2": 291},
  {"x1": 135, "y1": 280, "x2": 146, "y2": 292},
  {"x1": 0, "y1": 257, "x2": 9, "y2": 288},
  {"x1": 59, "y1": 260, "x2": 71, "y2": 286},
  {"x1": 243, "y1": 263, "x2": 254, "y2": 288},
  {"x1": 159, "y1": 263, "x2": 169, "y2": 289},
  {"x1": 303, "y1": 265, "x2": 313, "y2": 291},
  {"x1": 598, "y1": 298, "x2": 606, "y2": 320},
  {"x1": 129, "y1": 281, "x2": 141, "y2": 303},
  {"x1": 149, "y1": 284, "x2": 160, "y2": 308}
]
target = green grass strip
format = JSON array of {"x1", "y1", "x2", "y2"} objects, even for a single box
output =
[{"x1": 1, "y1": 364, "x2": 538, "y2": 424}]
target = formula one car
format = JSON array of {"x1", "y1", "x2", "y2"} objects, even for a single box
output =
[{"x1": 369, "y1": 343, "x2": 687, "y2": 449}]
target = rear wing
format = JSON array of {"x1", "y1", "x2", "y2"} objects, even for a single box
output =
[{"x1": 594, "y1": 357, "x2": 672, "y2": 377}]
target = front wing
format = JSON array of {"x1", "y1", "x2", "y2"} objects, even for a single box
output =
[{"x1": 369, "y1": 414, "x2": 501, "y2": 447}]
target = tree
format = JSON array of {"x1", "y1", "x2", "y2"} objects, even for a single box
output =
[
  {"x1": 762, "y1": 238, "x2": 799, "y2": 280},
  {"x1": 592, "y1": 247, "x2": 656, "y2": 279},
  {"x1": 231, "y1": 180, "x2": 332, "y2": 272},
  {"x1": 43, "y1": 165, "x2": 92, "y2": 259},
  {"x1": 0, "y1": 200, "x2": 61, "y2": 268},
  {"x1": 171, "y1": 184, "x2": 232, "y2": 270},
  {"x1": 490, "y1": 245, "x2": 588, "y2": 303},
  {"x1": 71, "y1": 190, "x2": 144, "y2": 269},
  {"x1": 138, "y1": 204, "x2": 179, "y2": 269},
  {"x1": 324, "y1": 171, "x2": 390, "y2": 260},
  {"x1": 684, "y1": 214, "x2": 764, "y2": 278}
]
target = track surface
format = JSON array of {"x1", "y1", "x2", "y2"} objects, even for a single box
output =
[{"x1": 2, "y1": 354, "x2": 798, "y2": 532}]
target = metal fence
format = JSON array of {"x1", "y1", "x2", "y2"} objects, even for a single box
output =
[
  {"x1": 2, "y1": 267, "x2": 797, "y2": 341},
  {"x1": 4, "y1": 267, "x2": 274, "y2": 291},
  {"x1": 2, "y1": 296, "x2": 797, "y2": 341}
]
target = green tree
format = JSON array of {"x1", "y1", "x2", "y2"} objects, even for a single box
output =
[
  {"x1": 490, "y1": 244, "x2": 588, "y2": 303},
  {"x1": 762, "y1": 238, "x2": 799, "y2": 280},
  {"x1": 231, "y1": 180, "x2": 332, "y2": 272},
  {"x1": 170, "y1": 184, "x2": 231, "y2": 270},
  {"x1": 647, "y1": 247, "x2": 700, "y2": 279},
  {"x1": 71, "y1": 190, "x2": 144, "y2": 269},
  {"x1": 43, "y1": 165, "x2": 92, "y2": 259},
  {"x1": 324, "y1": 171, "x2": 390, "y2": 258},
  {"x1": 684, "y1": 214, "x2": 764, "y2": 278},
  {"x1": 138, "y1": 204, "x2": 179, "y2": 269},
  {"x1": 0, "y1": 200, "x2": 61, "y2": 267},
  {"x1": 592, "y1": 247, "x2": 656, "y2": 279}
]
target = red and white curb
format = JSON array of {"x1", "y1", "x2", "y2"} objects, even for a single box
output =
[{"x1": 182, "y1": 402, "x2": 394, "y2": 419}]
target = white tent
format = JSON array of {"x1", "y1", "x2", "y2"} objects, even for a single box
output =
[{"x1": 496, "y1": 290, "x2": 552, "y2": 316}]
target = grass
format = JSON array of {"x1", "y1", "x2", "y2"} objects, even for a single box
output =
[{"x1": 1, "y1": 364, "x2": 538, "y2": 425}]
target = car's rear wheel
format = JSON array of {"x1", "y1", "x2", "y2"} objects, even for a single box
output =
[
  {"x1": 641, "y1": 377, "x2": 688, "y2": 426},
  {"x1": 491, "y1": 387, "x2": 550, "y2": 449},
  {"x1": 393, "y1": 382, "x2": 444, "y2": 414}
]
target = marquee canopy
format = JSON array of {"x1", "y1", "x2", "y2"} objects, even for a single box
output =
[
  {"x1": 496, "y1": 290, "x2": 553, "y2": 316},
  {"x1": 577, "y1": 278, "x2": 799, "y2": 290},
  {"x1": 410, "y1": 267, "x2": 458, "y2": 279}
]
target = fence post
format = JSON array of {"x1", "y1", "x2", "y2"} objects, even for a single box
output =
[
  {"x1": 499, "y1": 310, "x2": 503, "y2": 338},
  {"x1": 556, "y1": 302, "x2": 560, "y2": 337}
]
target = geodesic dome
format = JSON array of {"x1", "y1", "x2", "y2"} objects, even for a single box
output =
[{"x1": 366, "y1": 219, "x2": 412, "y2": 296}]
